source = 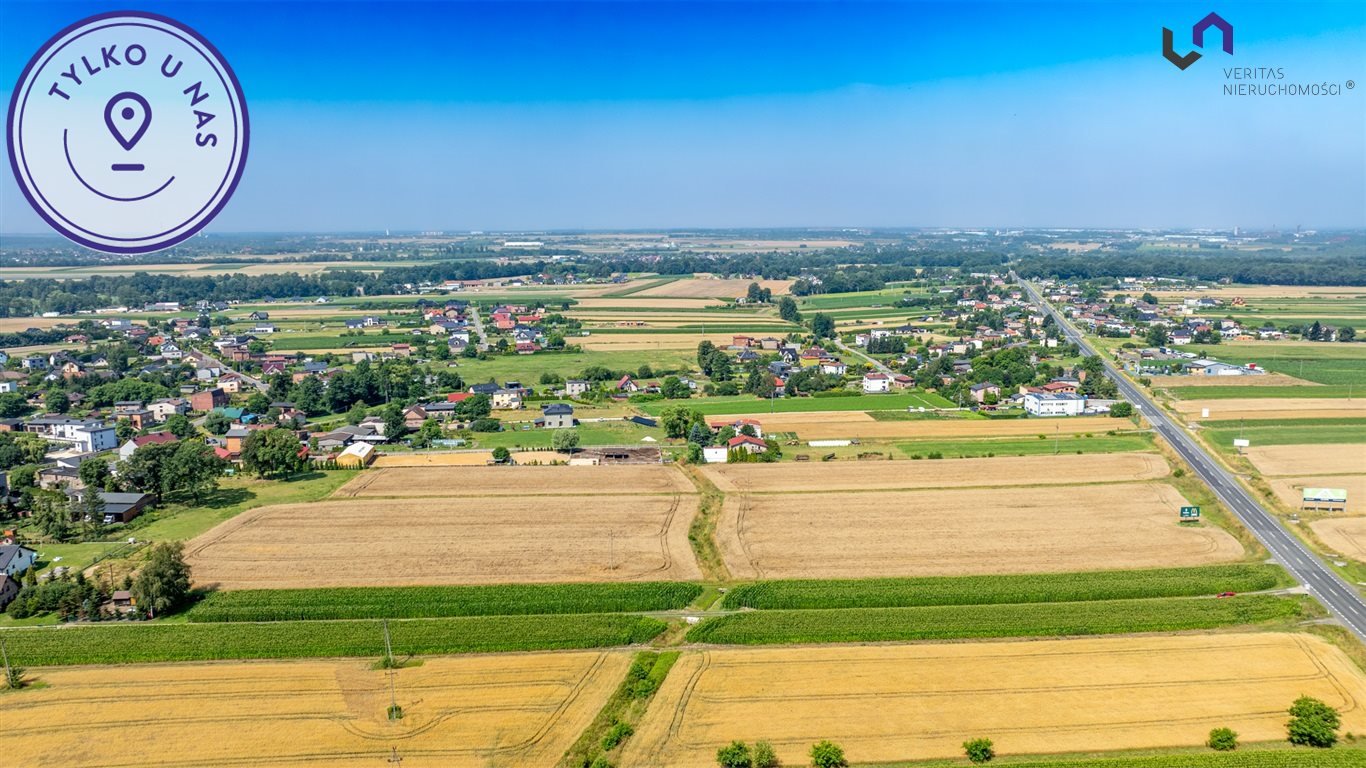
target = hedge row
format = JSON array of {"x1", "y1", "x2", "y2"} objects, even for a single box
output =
[{"x1": 187, "y1": 582, "x2": 702, "y2": 622}]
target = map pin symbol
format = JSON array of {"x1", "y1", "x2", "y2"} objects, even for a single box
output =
[{"x1": 104, "y1": 92, "x2": 152, "y2": 151}]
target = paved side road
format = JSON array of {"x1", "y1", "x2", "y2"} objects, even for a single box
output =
[{"x1": 1017, "y1": 275, "x2": 1366, "y2": 642}]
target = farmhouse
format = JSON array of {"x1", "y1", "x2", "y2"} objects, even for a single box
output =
[
  {"x1": 727, "y1": 435, "x2": 769, "y2": 456},
  {"x1": 708, "y1": 418, "x2": 763, "y2": 439}
]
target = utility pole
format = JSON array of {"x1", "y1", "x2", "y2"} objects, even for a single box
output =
[
  {"x1": 386, "y1": 747, "x2": 403, "y2": 765},
  {"x1": 1, "y1": 637, "x2": 13, "y2": 688},
  {"x1": 1053, "y1": 424, "x2": 1060, "y2": 455},
  {"x1": 382, "y1": 619, "x2": 394, "y2": 666},
  {"x1": 608, "y1": 530, "x2": 616, "y2": 570}
]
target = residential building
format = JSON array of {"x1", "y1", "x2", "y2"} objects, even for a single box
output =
[
  {"x1": 491, "y1": 389, "x2": 523, "y2": 410},
  {"x1": 969, "y1": 382, "x2": 1001, "y2": 403},
  {"x1": 539, "y1": 403, "x2": 575, "y2": 429},
  {"x1": 25, "y1": 417, "x2": 117, "y2": 453},
  {"x1": 727, "y1": 435, "x2": 769, "y2": 455},
  {"x1": 189, "y1": 388, "x2": 228, "y2": 412},
  {"x1": 862, "y1": 372, "x2": 891, "y2": 394},
  {"x1": 565, "y1": 379, "x2": 590, "y2": 397},
  {"x1": 118, "y1": 433, "x2": 179, "y2": 462},
  {"x1": 0, "y1": 544, "x2": 37, "y2": 576}
]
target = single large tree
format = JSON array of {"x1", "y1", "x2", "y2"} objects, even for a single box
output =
[
  {"x1": 551, "y1": 429, "x2": 580, "y2": 453},
  {"x1": 241, "y1": 428, "x2": 307, "y2": 479},
  {"x1": 131, "y1": 541, "x2": 192, "y2": 618}
]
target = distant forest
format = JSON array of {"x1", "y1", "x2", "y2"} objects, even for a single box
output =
[{"x1": 1, "y1": 241, "x2": 1362, "y2": 316}]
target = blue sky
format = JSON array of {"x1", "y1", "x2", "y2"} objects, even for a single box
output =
[{"x1": 3, "y1": 0, "x2": 1364, "y2": 232}]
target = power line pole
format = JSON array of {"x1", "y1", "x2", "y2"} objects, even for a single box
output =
[
  {"x1": 382, "y1": 619, "x2": 394, "y2": 666},
  {"x1": 386, "y1": 747, "x2": 403, "y2": 765}
]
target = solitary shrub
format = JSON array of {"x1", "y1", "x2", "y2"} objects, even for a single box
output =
[
  {"x1": 753, "y1": 741, "x2": 779, "y2": 768},
  {"x1": 809, "y1": 740, "x2": 847, "y2": 768},
  {"x1": 1207, "y1": 727, "x2": 1238, "y2": 751},
  {"x1": 716, "y1": 741, "x2": 752, "y2": 768},
  {"x1": 601, "y1": 721, "x2": 634, "y2": 750},
  {"x1": 963, "y1": 737, "x2": 995, "y2": 763},
  {"x1": 1288, "y1": 696, "x2": 1341, "y2": 747}
]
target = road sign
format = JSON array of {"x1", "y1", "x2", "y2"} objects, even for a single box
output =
[
  {"x1": 1233, "y1": 438, "x2": 1250, "y2": 448},
  {"x1": 1180, "y1": 506, "x2": 1201, "y2": 519}
]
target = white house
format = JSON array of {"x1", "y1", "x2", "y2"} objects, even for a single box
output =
[
  {"x1": 159, "y1": 342, "x2": 183, "y2": 359},
  {"x1": 862, "y1": 373, "x2": 891, "y2": 394},
  {"x1": 26, "y1": 417, "x2": 118, "y2": 452},
  {"x1": 1023, "y1": 392, "x2": 1087, "y2": 417},
  {"x1": 491, "y1": 389, "x2": 523, "y2": 410},
  {"x1": 702, "y1": 446, "x2": 729, "y2": 464}
]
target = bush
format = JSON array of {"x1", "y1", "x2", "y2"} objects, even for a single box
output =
[
  {"x1": 601, "y1": 721, "x2": 634, "y2": 750},
  {"x1": 1287, "y1": 696, "x2": 1340, "y2": 747},
  {"x1": 809, "y1": 740, "x2": 847, "y2": 768},
  {"x1": 1207, "y1": 727, "x2": 1238, "y2": 751},
  {"x1": 717, "y1": 741, "x2": 752, "y2": 768},
  {"x1": 1109, "y1": 402, "x2": 1133, "y2": 418},
  {"x1": 964, "y1": 737, "x2": 994, "y2": 762},
  {"x1": 753, "y1": 741, "x2": 779, "y2": 768}
]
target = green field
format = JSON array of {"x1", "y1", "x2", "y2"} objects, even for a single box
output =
[
  {"x1": 469, "y1": 418, "x2": 661, "y2": 449},
  {"x1": 1175, "y1": 343, "x2": 1366, "y2": 386},
  {"x1": 1166, "y1": 385, "x2": 1362, "y2": 399},
  {"x1": 188, "y1": 582, "x2": 701, "y2": 622},
  {"x1": 721, "y1": 565, "x2": 1288, "y2": 611},
  {"x1": 896, "y1": 433, "x2": 1152, "y2": 458},
  {"x1": 1201, "y1": 418, "x2": 1366, "y2": 449},
  {"x1": 0, "y1": 613, "x2": 666, "y2": 666},
  {"x1": 795, "y1": 288, "x2": 930, "y2": 310},
  {"x1": 447, "y1": 348, "x2": 698, "y2": 384},
  {"x1": 639, "y1": 390, "x2": 952, "y2": 416},
  {"x1": 686, "y1": 595, "x2": 1310, "y2": 645}
]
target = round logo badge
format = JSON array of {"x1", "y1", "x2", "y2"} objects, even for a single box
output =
[{"x1": 7, "y1": 11, "x2": 248, "y2": 254}]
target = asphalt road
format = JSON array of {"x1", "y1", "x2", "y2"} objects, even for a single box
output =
[{"x1": 1017, "y1": 275, "x2": 1366, "y2": 641}]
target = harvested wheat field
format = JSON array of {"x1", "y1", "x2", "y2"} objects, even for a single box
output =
[
  {"x1": 574, "y1": 297, "x2": 726, "y2": 310},
  {"x1": 371, "y1": 450, "x2": 557, "y2": 467},
  {"x1": 1177, "y1": 398, "x2": 1366, "y2": 421},
  {"x1": 7, "y1": 652, "x2": 628, "y2": 768},
  {"x1": 717, "y1": 482, "x2": 1241, "y2": 579},
  {"x1": 1246, "y1": 444, "x2": 1366, "y2": 477},
  {"x1": 577, "y1": 333, "x2": 745, "y2": 351},
  {"x1": 1312, "y1": 518, "x2": 1366, "y2": 561},
  {"x1": 338, "y1": 465, "x2": 692, "y2": 497},
  {"x1": 621, "y1": 633, "x2": 1366, "y2": 766},
  {"x1": 725, "y1": 411, "x2": 1117, "y2": 440},
  {"x1": 1269, "y1": 474, "x2": 1366, "y2": 511},
  {"x1": 702, "y1": 452, "x2": 1168, "y2": 493},
  {"x1": 634, "y1": 278, "x2": 793, "y2": 299},
  {"x1": 187, "y1": 494, "x2": 701, "y2": 589}
]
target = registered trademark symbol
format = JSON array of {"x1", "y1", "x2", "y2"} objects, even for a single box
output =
[{"x1": 1348, "y1": 80, "x2": 1356, "y2": 89}]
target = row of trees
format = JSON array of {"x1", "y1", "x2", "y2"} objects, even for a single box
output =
[{"x1": 710, "y1": 699, "x2": 1343, "y2": 768}]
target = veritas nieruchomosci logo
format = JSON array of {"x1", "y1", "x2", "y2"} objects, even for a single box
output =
[
  {"x1": 7, "y1": 11, "x2": 248, "y2": 254},
  {"x1": 1162, "y1": 12, "x2": 1233, "y2": 71}
]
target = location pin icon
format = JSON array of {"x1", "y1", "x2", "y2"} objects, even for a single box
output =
[{"x1": 104, "y1": 92, "x2": 152, "y2": 151}]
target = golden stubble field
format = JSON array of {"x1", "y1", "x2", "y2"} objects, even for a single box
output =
[
  {"x1": 1176, "y1": 398, "x2": 1366, "y2": 422},
  {"x1": 1246, "y1": 444, "x2": 1366, "y2": 477},
  {"x1": 634, "y1": 278, "x2": 794, "y2": 299},
  {"x1": 701, "y1": 452, "x2": 1168, "y2": 493},
  {"x1": 1311, "y1": 517, "x2": 1366, "y2": 561},
  {"x1": 6, "y1": 652, "x2": 629, "y2": 768},
  {"x1": 717, "y1": 482, "x2": 1242, "y2": 579},
  {"x1": 1269, "y1": 474, "x2": 1366, "y2": 511},
  {"x1": 1144, "y1": 285, "x2": 1366, "y2": 300},
  {"x1": 186, "y1": 492, "x2": 701, "y2": 589},
  {"x1": 338, "y1": 465, "x2": 693, "y2": 497},
  {"x1": 719, "y1": 412, "x2": 1118, "y2": 441},
  {"x1": 621, "y1": 633, "x2": 1366, "y2": 766}
]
